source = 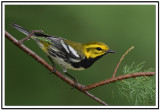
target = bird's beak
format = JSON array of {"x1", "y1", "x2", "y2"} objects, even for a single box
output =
[{"x1": 106, "y1": 49, "x2": 116, "y2": 53}]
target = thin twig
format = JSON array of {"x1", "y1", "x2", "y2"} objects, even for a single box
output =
[
  {"x1": 18, "y1": 30, "x2": 43, "y2": 44},
  {"x1": 112, "y1": 46, "x2": 134, "y2": 78},
  {"x1": 5, "y1": 31, "x2": 108, "y2": 105},
  {"x1": 85, "y1": 72, "x2": 155, "y2": 91}
]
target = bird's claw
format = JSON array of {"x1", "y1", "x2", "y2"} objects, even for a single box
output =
[{"x1": 71, "y1": 79, "x2": 79, "y2": 89}]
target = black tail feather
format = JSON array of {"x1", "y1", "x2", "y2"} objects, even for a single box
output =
[{"x1": 11, "y1": 23, "x2": 30, "y2": 35}]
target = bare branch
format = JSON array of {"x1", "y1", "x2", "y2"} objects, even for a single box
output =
[
  {"x1": 85, "y1": 72, "x2": 155, "y2": 91},
  {"x1": 5, "y1": 31, "x2": 108, "y2": 105},
  {"x1": 84, "y1": 91, "x2": 108, "y2": 105},
  {"x1": 112, "y1": 46, "x2": 134, "y2": 78}
]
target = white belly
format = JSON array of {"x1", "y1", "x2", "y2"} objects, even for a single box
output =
[{"x1": 50, "y1": 55, "x2": 84, "y2": 71}]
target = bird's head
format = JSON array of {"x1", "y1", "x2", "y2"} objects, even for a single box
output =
[{"x1": 82, "y1": 41, "x2": 115, "y2": 59}]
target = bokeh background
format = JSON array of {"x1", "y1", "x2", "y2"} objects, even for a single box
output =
[{"x1": 5, "y1": 4, "x2": 155, "y2": 106}]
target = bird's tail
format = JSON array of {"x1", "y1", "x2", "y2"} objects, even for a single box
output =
[
  {"x1": 11, "y1": 23, "x2": 53, "y2": 38},
  {"x1": 11, "y1": 23, "x2": 31, "y2": 36}
]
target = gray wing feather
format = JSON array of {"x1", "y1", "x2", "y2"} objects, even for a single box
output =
[{"x1": 48, "y1": 38, "x2": 82, "y2": 63}]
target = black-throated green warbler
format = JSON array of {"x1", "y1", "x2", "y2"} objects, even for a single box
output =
[{"x1": 11, "y1": 24, "x2": 115, "y2": 84}]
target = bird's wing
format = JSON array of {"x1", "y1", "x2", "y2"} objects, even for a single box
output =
[{"x1": 47, "y1": 38, "x2": 84, "y2": 63}]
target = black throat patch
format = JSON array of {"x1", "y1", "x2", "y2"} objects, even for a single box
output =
[{"x1": 70, "y1": 54, "x2": 105, "y2": 69}]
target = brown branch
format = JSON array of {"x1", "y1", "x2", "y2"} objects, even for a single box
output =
[
  {"x1": 5, "y1": 31, "x2": 108, "y2": 105},
  {"x1": 85, "y1": 72, "x2": 155, "y2": 91},
  {"x1": 112, "y1": 46, "x2": 134, "y2": 78}
]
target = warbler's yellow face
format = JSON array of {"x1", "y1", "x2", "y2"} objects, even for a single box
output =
[{"x1": 83, "y1": 41, "x2": 113, "y2": 59}]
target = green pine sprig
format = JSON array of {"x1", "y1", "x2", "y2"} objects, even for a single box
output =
[
  {"x1": 117, "y1": 62, "x2": 155, "y2": 105},
  {"x1": 35, "y1": 37, "x2": 53, "y2": 45}
]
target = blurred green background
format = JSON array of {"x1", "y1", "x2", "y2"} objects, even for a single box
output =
[{"x1": 5, "y1": 5, "x2": 155, "y2": 105}]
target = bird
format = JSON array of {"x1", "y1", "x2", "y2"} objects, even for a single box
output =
[{"x1": 11, "y1": 23, "x2": 115, "y2": 85}]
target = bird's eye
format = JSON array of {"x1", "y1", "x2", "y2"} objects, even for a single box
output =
[{"x1": 96, "y1": 47, "x2": 102, "y2": 51}]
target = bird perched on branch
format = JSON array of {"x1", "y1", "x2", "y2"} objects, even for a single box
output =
[{"x1": 11, "y1": 23, "x2": 115, "y2": 85}]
